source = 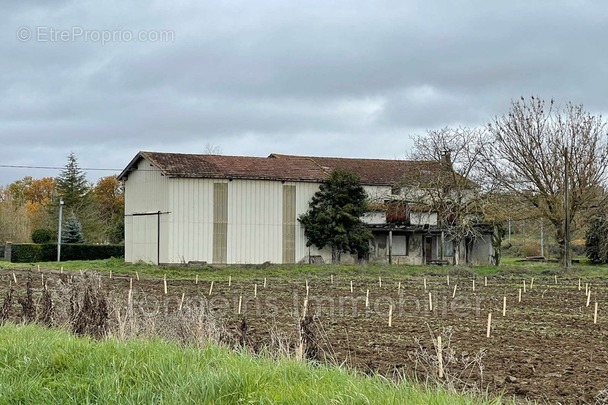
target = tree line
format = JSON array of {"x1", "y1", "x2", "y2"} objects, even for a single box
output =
[{"x1": 0, "y1": 153, "x2": 124, "y2": 245}]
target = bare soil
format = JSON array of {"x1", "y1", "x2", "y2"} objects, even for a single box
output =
[{"x1": 2, "y1": 268, "x2": 607, "y2": 404}]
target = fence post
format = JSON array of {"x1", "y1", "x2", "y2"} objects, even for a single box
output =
[{"x1": 4, "y1": 242, "x2": 11, "y2": 262}]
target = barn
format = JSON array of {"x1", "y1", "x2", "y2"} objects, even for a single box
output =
[{"x1": 118, "y1": 151, "x2": 494, "y2": 265}]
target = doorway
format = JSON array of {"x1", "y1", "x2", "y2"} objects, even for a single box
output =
[{"x1": 425, "y1": 236, "x2": 433, "y2": 264}]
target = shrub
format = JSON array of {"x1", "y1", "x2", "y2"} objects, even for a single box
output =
[
  {"x1": 11, "y1": 244, "x2": 44, "y2": 262},
  {"x1": 8, "y1": 243, "x2": 124, "y2": 263},
  {"x1": 523, "y1": 242, "x2": 541, "y2": 257},
  {"x1": 586, "y1": 217, "x2": 608, "y2": 263},
  {"x1": 31, "y1": 229, "x2": 53, "y2": 244}
]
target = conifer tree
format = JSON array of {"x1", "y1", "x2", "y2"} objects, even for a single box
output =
[
  {"x1": 56, "y1": 152, "x2": 89, "y2": 209},
  {"x1": 298, "y1": 169, "x2": 371, "y2": 263},
  {"x1": 62, "y1": 212, "x2": 85, "y2": 243}
]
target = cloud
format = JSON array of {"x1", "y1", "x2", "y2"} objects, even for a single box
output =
[{"x1": 2, "y1": 0, "x2": 608, "y2": 185}]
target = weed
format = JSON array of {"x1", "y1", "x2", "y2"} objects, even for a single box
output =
[
  {"x1": 0, "y1": 288, "x2": 13, "y2": 325},
  {"x1": 409, "y1": 325, "x2": 487, "y2": 395},
  {"x1": 18, "y1": 279, "x2": 36, "y2": 323}
]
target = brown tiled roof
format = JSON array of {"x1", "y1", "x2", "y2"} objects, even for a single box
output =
[
  {"x1": 118, "y1": 152, "x2": 329, "y2": 182},
  {"x1": 118, "y1": 151, "x2": 449, "y2": 186},
  {"x1": 269, "y1": 153, "x2": 445, "y2": 185}
]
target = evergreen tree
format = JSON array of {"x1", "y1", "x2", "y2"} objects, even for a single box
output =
[
  {"x1": 62, "y1": 212, "x2": 85, "y2": 243},
  {"x1": 586, "y1": 217, "x2": 608, "y2": 263},
  {"x1": 56, "y1": 152, "x2": 90, "y2": 208},
  {"x1": 298, "y1": 169, "x2": 372, "y2": 263}
]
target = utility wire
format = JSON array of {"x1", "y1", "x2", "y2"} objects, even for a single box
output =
[{"x1": 0, "y1": 164, "x2": 121, "y2": 171}]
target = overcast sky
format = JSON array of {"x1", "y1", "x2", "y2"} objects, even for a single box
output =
[{"x1": 1, "y1": 0, "x2": 606, "y2": 186}]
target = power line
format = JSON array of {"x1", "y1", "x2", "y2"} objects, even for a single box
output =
[{"x1": 0, "y1": 164, "x2": 121, "y2": 171}]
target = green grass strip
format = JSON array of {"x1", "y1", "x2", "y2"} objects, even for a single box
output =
[{"x1": 0, "y1": 324, "x2": 502, "y2": 404}]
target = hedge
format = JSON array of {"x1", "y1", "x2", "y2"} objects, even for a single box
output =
[{"x1": 6, "y1": 243, "x2": 124, "y2": 263}]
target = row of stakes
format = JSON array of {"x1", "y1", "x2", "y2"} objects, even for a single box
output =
[
  {"x1": 7, "y1": 267, "x2": 602, "y2": 331},
  {"x1": 14, "y1": 266, "x2": 600, "y2": 377},
  {"x1": 162, "y1": 272, "x2": 601, "y2": 332}
]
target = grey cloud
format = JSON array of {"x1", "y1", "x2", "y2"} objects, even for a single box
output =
[{"x1": 2, "y1": 0, "x2": 608, "y2": 185}]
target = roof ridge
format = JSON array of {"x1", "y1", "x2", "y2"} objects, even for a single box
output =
[{"x1": 304, "y1": 156, "x2": 332, "y2": 176}]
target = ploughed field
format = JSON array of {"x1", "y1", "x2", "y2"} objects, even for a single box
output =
[{"x1": 1, "y1": 267, "x2": 607, "y2": 404}]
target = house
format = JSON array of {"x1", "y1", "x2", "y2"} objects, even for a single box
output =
[{"x1": 118, "y1": 151, "x2": 494, "y2": 265}]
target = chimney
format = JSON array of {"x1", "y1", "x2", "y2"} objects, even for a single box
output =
[{"x1": 441, "y1": 150, "x2": 452, "y2": 167}]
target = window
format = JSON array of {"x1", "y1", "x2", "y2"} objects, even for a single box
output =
[{"x1": 444, "y1": 240, "x2": 454, "y2": 257}]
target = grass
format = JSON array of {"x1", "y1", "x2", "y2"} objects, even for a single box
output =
[
  {"x1": 0, "y1": 324, "x2": 504, "y2": 405},
  {"x1": 1, "y1": 256, "x2": 607, "y2": 282}
]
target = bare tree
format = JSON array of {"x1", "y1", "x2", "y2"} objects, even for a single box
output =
[
  {"x1": 484, "y1": 96, "x2": 608, "y2": 266},
  {"x1": 203, "y1": 142, "x2": 222, "y2": 155},
  {"x1": 406, "y1": 127, "x2": 498, "y2": 264}
]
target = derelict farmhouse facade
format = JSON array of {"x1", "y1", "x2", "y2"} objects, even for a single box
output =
[{"x1": 118, "y1": 152, "x2": 494, "y2": 265}]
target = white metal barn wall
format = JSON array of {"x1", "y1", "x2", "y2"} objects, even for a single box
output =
[
  {"x1": 125, "y1": 168, "x2": 415, "y2": 265},
  {"x1": 294, "y1": 182, "x2": 333, "y2": 263},
  {"x1": 166, "y1": 178, "x2": 216, "y2": 264},
  {"x1": 226, "y1": 179, "x2": 283, "y2": 264},
  {"x1": 123, "y1": 159, "x2": 170, "y2": 264}
]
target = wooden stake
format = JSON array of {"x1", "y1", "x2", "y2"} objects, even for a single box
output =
[
  {"x1": 208, "y1": 281, "x2": 214, "y2": 296},
  {"x1": 523, "y1": 280, "x2": 526, "y2": 293},
  {"x1": 37, "y1": 264, "x2": 40, "y2": 272},
  {"x1": 585, "y1": 283, "x2": 589, "y2": 295},
  {"x1": 179, "y1": 292, "x2": 185, "y2": 311},
  {"x1": 578, "y1": 278, "x2": 581, "y2": 291},
  {"x1": 60, "y1": 266, "x2": 63, "y2": 273},
  {"x1": 502, "y1": 296, "x2": 506, "y2": 317},
  {"x1": 163, "y1": 274, "x2": 167, "y2": 295},
  {"x1": 388, "y1": 304, "x2": 393, "y2": 327},
  {"x1": 447, "y1": 274, "x2": 450, "y2": 286},
  {"x1": 330, "y1": 274, "x2": 333, "y2": 284},
  {"x1": 229, "y1": 275, "x2": 232, "y2": 287},
  {"x1": 530, "y1": 278, "x2": 534, "y2": 289},
  {"x1": 379, "y1": 276, "x2": 382, "y2": 288},
  {"x1": 429, "y1": 292, "x2": 433, "y2": 312},
  {"x1": 136, "y1": 271, "x2": 139, "y2": 281},
  {"x1": 264, "y1": 277, "x2": 267, "y2": 288},
  {"x1": 586, "y1": 289, "x2": 591, "y2": 307},
  {"x1": 254, "y1": 283, "x2": 257, "y2": 298},
  {"x1": 518, "y1": 288, "x2": 522, "y2": 303},
  {"x1": 302, "y1": 298, "x2": 308, "y2": 318},
  {"x1": 12, "y1": 273, "x2": 17, "y2": 285},
  {"x1": 238, "y1": 296, "x2": 242, "y2": 314},
  {"x1": 472, "y1": 279, "x2": 475, "y2": 292},
  {"x1": 350, "y1": 280, "x2": 353, "y2": 293},
  {"x1": 423, "y1": 278, "x2": 427, "y2": 290},
  {"x1": 397, "y1": 281, "x2": 401, "y2": 293},
  {"x1": 129, "y1": 278, "x2": 133, "y2": 290},
  {"x1": 452, "y1": 284, "x2": 457, "y2": 298},
  {"x1": 484, "y1": 276, "x2": 488, "y2": 287},
  {"x1": 195, "y1": 275, "x2": 198, "y2": 284},
  {"x1": 306, "y1": 284, "x2": 310, "y2": 298},
  {"x1": 109, "y1": 270, "x2": 112, "y2": 279},
  {"x1": 365, "y1": 289, "x2": 369, "y2": 308},
  {"x1": 554, "y1": 275, "x2": 558, "y2": 284},
  {"x1": 486, "y1": 312, "x2": 492, "y2": 337},
  {"x1": 437, "y1": 335, "x2": 444, "y2": 378},
  {"x1": 594, "y1": 302, "x2": 599, "y2": 324}
]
